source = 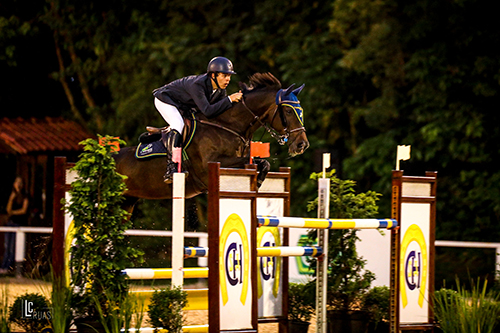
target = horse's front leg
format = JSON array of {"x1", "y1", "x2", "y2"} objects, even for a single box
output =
[
  {"x1": 253, "y1": 158, "x2": 270, "y2": 188},
  {"x1": 220, "y1": 157, "x2": 270, "y2": 188}
]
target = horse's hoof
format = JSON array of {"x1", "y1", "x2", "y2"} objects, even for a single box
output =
[{"x1": 163, "y1": 177, "x2": 173, "y2": 184}]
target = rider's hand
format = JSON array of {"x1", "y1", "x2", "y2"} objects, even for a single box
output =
[{"x1": 229, "y1": 91, "x2": 243, "y2": 103}]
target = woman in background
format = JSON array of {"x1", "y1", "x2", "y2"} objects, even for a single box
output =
[{"x1": 0, "y1": 176, "x2": 28, "y2": 274}]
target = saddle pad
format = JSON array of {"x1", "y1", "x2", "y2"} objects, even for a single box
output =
[
  {"x1": 135, "y1": 112, "x2": 197, "y2": 160},
  {"x1": 135, "y1": 140, "x2": 166, "y2": 159}
]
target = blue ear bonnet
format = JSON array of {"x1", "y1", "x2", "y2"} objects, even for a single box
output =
[{"x1": 275, "y1": 84, "x2": 305, "y2": 126}]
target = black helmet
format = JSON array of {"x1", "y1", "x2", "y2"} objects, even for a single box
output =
[{"x1": 207, "y1": 56, "x2": 236, "y2": 75}]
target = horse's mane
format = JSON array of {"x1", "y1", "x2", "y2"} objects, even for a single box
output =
[{"x1": 241, "y1": 72, "x2": 282, "y2": 92}]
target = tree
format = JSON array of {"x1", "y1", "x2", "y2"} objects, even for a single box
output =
[{"x1": 330, "y1": 0, "x2": 500, "y2": 241}]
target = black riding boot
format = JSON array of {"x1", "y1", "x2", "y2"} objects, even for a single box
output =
[{"x1": 162, "y1": 129, "x2": 183, "y2": 184}]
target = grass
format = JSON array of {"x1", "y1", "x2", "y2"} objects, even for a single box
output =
[
  {"x1": 1, "y1": 282, "x2": 11, "y2": 333},
  {"x1": 434, "y1": 278, "x2": 500, "y2": 333}
]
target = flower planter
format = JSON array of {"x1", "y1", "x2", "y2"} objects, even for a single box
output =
[
  {"x1": 289, "y1": 320, "x2": 310, "y2": 333},
  {"x1": 327, "y1": 310, "x2": 369, "y2": 333},
  {"x1": 74, "y1": 317, "x2": 106, "y2": 333}
]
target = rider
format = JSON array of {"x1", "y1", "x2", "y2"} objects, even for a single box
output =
[{"x1": 153, "y1": 56, "x2": 243, "y2": 183}]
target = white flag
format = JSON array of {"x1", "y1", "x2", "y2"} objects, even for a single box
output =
[
  {"x1": 397, "y1": 145, "x2": 411, "y2": 161},
  {"x1": 396, "y1": 145, "x2": 411, "y2": 170}
]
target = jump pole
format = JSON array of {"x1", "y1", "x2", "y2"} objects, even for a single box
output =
[
  {"x1": 184, "y1": 246, "x2": 323, "y2": 258},
  {"x1": 171, "y1": 172, "x2": 186, "y2": 288}
]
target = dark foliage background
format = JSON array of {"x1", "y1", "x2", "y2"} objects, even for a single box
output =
[{"x1": 2, "y1": 0, "x2": 499, "y2": 286}]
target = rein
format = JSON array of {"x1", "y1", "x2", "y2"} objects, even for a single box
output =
[
  {"x1": 242, "y1": 96, "x2": 306, "y2": 146},
  {"x1": 241, "y1": 98, "x2": 288, "y2": 145},
  {"x1": 197, "y1": 119, "x2": 249, "y2": 147},
  {"x1": 196, "y1": 92, "x2": 305, "y2": 149}
]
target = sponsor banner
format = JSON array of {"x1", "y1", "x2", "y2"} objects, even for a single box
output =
[
  {"x1": 400, "y1": 203, "x2": 431, "y2": 324},
  {"x1": 219, "y1": 199, "x2": 253, "y2": 330}
]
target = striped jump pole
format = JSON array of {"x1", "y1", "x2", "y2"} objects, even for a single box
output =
[
  {"x1": 171, "y1": 172, "x2": 186, "y2": 288},
  {"x1": 258, "y1": 216, "x2": 398, "y2": 229},
  {"x1": 132, "y1": 288, "x2": 208, "y2": 310},
  {"x1": 184, "y1": 246, "x2": 323, "y2": 258},
  {"x1": 123, "y1": 267, "x2": 208, "y2": 280}
]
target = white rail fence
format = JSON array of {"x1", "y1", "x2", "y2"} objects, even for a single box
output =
[
  {"x1": 0, "y1": 226, "x2": 208, "y2": 277},
  {"x1": 1, "y1": 226, "x2": 498, "y2": 278}
]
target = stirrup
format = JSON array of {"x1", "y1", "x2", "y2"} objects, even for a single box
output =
[{"x1": 163, "y1": 174, "x2": 173, "y2": 184}]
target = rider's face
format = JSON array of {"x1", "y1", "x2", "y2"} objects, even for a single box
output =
[{"x1": 212, "y1": 73, "x2": 232, "y2": 89}]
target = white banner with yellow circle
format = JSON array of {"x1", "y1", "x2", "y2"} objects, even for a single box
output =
[
  {"x1": 400, "y1": 202, "x2": 431, "y2": 323},
  {"x1": 256, "y1": 197, "x2": 284, "y2": 318},
  {"x1": 219, "y1": 199, "x2": 253, "y2": 330}
]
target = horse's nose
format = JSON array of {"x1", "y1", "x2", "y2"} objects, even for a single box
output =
[{"x1": 297, "y1": 140, "x2": 309, "y2": 152}]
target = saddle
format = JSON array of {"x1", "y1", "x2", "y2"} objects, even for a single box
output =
[{"x1": 135, "y1": 113, "x2": 197, "y2": 159}]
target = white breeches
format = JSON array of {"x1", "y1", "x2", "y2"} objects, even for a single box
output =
[{"x1": 154, "y1": 97, "x2": 185, "y2": 133}]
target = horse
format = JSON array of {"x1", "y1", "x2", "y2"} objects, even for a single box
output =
[{"x1": 114, "y1": 73, "x2": 309, "y2": 212}]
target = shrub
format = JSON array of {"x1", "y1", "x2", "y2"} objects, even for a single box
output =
[
  {"x1": 148, "y1": 286, "x2": 188, "y2": 333},
  {"x1": 66, "y1": 135, "x2": 143, "y2": 321},
  {"x1": 9, "y1": 293, "x2": 51, "y2": 333},
  {"x1": 307, "y1": 170, "x2": 380, "y2": 311},
  {"x1": 288, "y1": 282, "x2": 315, "y2": 323},
  {"x1": 363, "y1": 286, "x2": 390, "y2": 328},
  {"x1": 433, "y1": 278, "x2": 500, "y2": 333}
]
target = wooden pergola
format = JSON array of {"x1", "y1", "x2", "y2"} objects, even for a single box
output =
[{"x1": 0, "y1": 117, "x2": 94, "y2": 227}]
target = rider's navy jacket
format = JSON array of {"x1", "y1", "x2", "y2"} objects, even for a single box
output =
[{"x1": 153, "y1": 73, "x2": 233, "y2": 118}]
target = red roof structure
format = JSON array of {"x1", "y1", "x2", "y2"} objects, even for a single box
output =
[{"x1": 0, "y1": 117, "x2": 94, "y2": 154}]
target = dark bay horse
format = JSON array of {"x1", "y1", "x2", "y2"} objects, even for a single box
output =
[{"x1": 114, "y1": 73, "x2": 309, "y2": 210}]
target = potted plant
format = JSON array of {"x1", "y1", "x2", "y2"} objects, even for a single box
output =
[
  {"x1": 307, "y1": 170, "x2": 381, "y2": 333},
  {"x1": 362, "y1": 286, "x2": 390, "y2": 333},
  {"x1": 93, "y1": 286, "x2": 146, "y2": 333},
  {"x1": 66, "y1": 135, "x2": 143, "y2": 332},
  {"x1": 147, "y1": 286, "x2": 188, "y2": 333},
  {"x1": 288, "y1": 282, "x2": 315, "y2": 333}
]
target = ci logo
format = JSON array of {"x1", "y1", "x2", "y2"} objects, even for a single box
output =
[
  {"x1": 256, "y1": 227, "x2": 280, "y2": 299},
  {"x1": 219, "y1": 213, "x2": 250, "y2": 306},
  {"x1": 400, "y1": 224, "x2": 428, "y2": 308}
]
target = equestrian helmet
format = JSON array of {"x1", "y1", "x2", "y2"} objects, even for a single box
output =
[{"x1": 207, "y1": 57, "x2": 236, "y2": 75}]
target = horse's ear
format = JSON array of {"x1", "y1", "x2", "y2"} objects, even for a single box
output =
[
  {"x1": 292, "y1": 84, "x2": 305, "y2": 95},
  {"x1": 284, "y1": 84, "x2": 296, "y2": 96},
  {"x1": 238, "y1": 82, "x2": 248, "y2": 91}
]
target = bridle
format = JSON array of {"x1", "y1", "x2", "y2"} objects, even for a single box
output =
[
  {"x1": 240, "y1": 94, "x2": 306, "y2": 146},
  {"x1": 198, "y1": 90, "x2": 306, "y2": 149}
]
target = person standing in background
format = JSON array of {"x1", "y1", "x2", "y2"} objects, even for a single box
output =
[{"x1": 0, "y1": 176, "x2": 28, "y2": 274}]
